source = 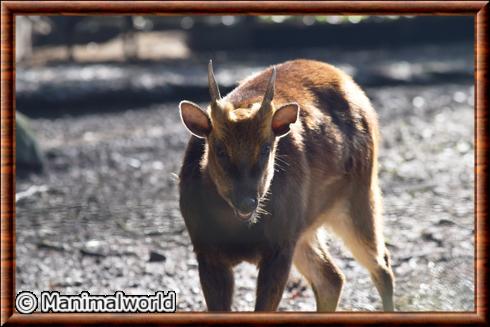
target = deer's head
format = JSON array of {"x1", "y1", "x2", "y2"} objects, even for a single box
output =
[{"x1": 179, "y1": 61, "x2": 299, "y2": 222}]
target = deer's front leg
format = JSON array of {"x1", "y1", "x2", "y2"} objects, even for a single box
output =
[
  {"x1": 255, "y1": 247, "x2": 294, "y2": 311},
  {"x1": 197, "y1": 253, "x2": 234, "y2": 311}
]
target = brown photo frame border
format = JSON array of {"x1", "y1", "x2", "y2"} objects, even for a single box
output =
[{"x1": 1, "y1": 1, "x2": 488, "y2": 325}]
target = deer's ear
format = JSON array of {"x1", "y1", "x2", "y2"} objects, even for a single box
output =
[
  {"x1": 179, "y1": 101, "x2": 212, "y2": 138},
  {"x1": 271, "y1": 103, "x2": 299, "y2": 137}
]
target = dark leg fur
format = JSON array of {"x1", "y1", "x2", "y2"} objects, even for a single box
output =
[
  {"x1": 197, "y1": 254, "x2": 234, "y2": 311},
  {"x1": 255, "y1": 248, "x2": 294, "y2": 311}
]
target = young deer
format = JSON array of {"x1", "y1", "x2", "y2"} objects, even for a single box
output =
[{"x1": 178, "y1": 59, "x2": 394, "y2": 311}]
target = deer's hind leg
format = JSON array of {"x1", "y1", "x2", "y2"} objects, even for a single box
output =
[
  {"x1": 328, "y1": 186, "x2": 395, "y2": 311},
  {"x1": 293, "y1": 230, "x2": 345, "y2": 312}
]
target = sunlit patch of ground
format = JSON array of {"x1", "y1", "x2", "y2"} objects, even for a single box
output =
[{"x1": 27, "y1": 31, "x2": 190, "y2": 66}]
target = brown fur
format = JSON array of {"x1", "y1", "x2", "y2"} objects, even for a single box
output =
[{"x1": 179, "y1": 59, "x2": 394, "y2": 311}]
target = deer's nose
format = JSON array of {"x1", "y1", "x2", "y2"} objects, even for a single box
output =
[{"x1": 237, "y1": 197, "x2": 257, "y2": 214}]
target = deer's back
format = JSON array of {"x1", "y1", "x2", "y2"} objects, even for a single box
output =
[{"x1": 228, "y1": 59, "x2": 378, "y2": 188}]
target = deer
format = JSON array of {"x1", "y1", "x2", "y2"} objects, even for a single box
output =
[{"x1": 178, "y1": 59, "x2": 394, "y2": 312}]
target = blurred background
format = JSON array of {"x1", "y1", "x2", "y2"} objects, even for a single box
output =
[{"x1": 15, "y1": 16, "x2": 474, "y2": 311}]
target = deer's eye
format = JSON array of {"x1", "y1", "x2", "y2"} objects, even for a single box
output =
[
  {"x1": 215, "y1": 144, "x2": 227, "y2": 159},
  {"x1": 260, "y1": 144, "x2": 271, "y2": 157}
]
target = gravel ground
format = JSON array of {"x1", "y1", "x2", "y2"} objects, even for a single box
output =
[{"x1": 15, "y1": 79, "x2": 474, "y2": 311}]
